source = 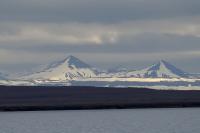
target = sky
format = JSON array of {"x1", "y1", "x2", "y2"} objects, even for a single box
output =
[{"x1": 0, "y1": 0, "x2": 200, "y2": 73}]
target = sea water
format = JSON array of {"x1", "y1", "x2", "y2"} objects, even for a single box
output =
[{"x1": 0, "y1": 108, "x2": 199, "y2": 133}]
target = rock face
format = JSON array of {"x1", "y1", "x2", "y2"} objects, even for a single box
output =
[
  {"x1": 126, "y1": 60, "x2": 188, "y2": 78},
  {"x1": 22, "y1": 55, "x2": 97, "y2": 80}
]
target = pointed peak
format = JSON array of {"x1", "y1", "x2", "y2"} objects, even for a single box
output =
[
  {"x1": 145, "y1": 60, "x2": 188, "y2": 78},
  {"x1": 152, "y1": 60, "x2": 171, "y2": 67},
  {"x1": 148, "y1": 60, "x2": 170, "y2": 70},
  {"x1": 62, "y1": 55, "x2": 82, "y2": 63},
  {"x1": 158, "y1": 60, "x2": 168, "y2": 64},
  {"x1": 65, "y1": 55, "x2": 83, "y2": 63},
  {"x1": 66, "y1": 55, "x2": 79, "y2": 60},
  {"x1": 64, "y1": 55, "x2": 91, "y2": 68},
  {"x1": 159, "y1": 59, "x2": 166, "y2": 63},
  {"x1": 43, "y1": 55, "x2": 91, "y2": 71}
]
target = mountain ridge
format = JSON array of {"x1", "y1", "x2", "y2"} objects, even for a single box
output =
[
  {"x1": 126, "y1": 60, "x2": 189, "y2": 78},
  {"x1": 20, "y1": 56, "x2": 197, "y2": 80},
  {"x1": 21, "y1": 55, "x2": 97, "y2": 80}
]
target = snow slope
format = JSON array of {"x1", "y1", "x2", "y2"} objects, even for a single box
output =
[
  {"x1": 126, "y1": 60, "x2": 188, "y2": 78},
  {"x1": 21, "y1": 56, "x2": 97, "y2": 80}
]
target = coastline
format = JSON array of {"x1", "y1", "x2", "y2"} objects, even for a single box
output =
[{"x1": 1, "y1": 86, "x2": 200, "y2": 111}]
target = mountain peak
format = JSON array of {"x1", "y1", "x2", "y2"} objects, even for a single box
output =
[
  {"x1": 150, "y1": 60, "x2": 170, "y2": 70},
  {"x1": 44, "y1": 55, "x2": 90, "y2": 70},
  {"x1": 126, "y1": 60, "x2": 188, "y2": 78},
  {"x1": 146, "y1": 60, "x2": 187, "y2": 78},
  {"x1": 159, "y1": 59, "x2": 167, "y2": 64},
  {"x1": 22, "y1": 55, "x2": 97, "y2": 80},
  {"x1": 64, "y1": 55, "x2": 91, "y2": 68},
  {"x1": 153, "y1": 60, "x2": 168, "y2": 65},
  {"x1": 66, "y1": 55, "x2": 79, "y2": 60}
]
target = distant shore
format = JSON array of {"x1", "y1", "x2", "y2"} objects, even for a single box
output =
[{"x1": 0, "y1": 86, "x2": 200, "y2": 111}]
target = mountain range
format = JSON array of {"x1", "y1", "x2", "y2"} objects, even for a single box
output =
[{"x1": 20, "y1": 55, "x2": 197, "y2": 81}]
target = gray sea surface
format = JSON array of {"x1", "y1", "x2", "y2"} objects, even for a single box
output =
[{"x1": 0, "y1": 108, "x2": 200, "y2": 133}]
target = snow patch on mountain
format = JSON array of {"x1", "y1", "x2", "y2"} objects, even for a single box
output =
[
  {"x1": 21, "y1": 55, "x2": 97, "y2": 80},
  {"x1": 126, "y1": 60, "x2": 188, "y2": 78}
]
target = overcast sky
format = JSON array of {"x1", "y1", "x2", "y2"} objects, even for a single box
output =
[{"x1": 0, "y1": 0, "x2": 200, "y2": 73}]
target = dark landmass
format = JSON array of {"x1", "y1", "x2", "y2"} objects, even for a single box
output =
[{"x1": 0, "y1": 86, "x2": 200, "y2": 111}]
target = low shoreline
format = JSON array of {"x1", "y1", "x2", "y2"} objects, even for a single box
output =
[
  {"x1": 1, "y1": 103, "x2": 200, "y2": 112},
  {"x1": 1, "y1": 86, "x2": 200, "y2": 111}
]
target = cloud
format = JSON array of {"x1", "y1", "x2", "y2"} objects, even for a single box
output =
[
  {"x1": 1, "y1": 16, "x2": 200, "y2": 47},
  {"x1": 0, "y1": 22, "x2": 118, "y2": 45},
  {"x1": 0, "y1": 0, "x2": 200, "y2": 73},
  {"x1": 0, "y1": 0, "x2": 200, "y2": 23},
  {"x1": 1, "y1": 19, "x2": 200, "y2": 57}
]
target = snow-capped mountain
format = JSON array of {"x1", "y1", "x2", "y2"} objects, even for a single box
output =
[
  {"x1": 2, "y1": 57, "x2": 200, "y2": 89},
  {"x1": 17, "y1": 58, "x2": 197, "y2": 80},
  {"x1": 126, "y1": 60, "x2": 188, "y2": 78},
  {"x1": 22, "y1": 55, "x2": 97, "y2": 80}
]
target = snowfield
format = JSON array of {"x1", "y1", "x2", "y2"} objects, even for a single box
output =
[
  {"x1": 1, "y1": 77, "x2": 200, "y2": 90},
  {"x1": 75, "y1": 77, "x2": 200, "y2": 82}
]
